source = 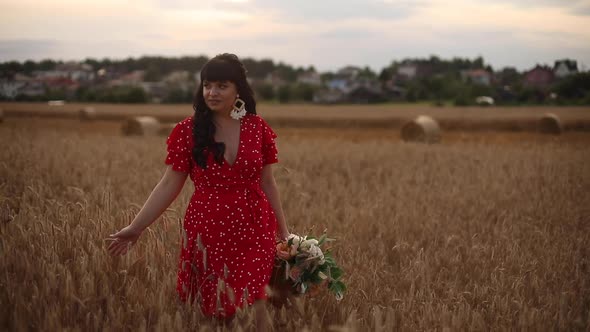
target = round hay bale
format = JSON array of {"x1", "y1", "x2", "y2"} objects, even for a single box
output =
[
  {"x1": 401, "y1": 115, "x2": 441, "y2": 143},
  {"x1": 78, "y1": 107, "x2": 96, "y2": 121},
  {"x1": 538, "y1": 113, "x2": 563, "y2": 135},
  {"x1": 121, "y1": 116, "x2": 161, "y2": 136},
  {"x1": 158, "y1": 123, "x2": 176, "y2": 136}
]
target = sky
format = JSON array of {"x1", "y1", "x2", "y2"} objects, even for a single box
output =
[{"x1": 1, "y1": 0, "x2": 589, "y2": 72}]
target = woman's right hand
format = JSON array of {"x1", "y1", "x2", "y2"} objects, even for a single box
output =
[{"x1": 106, "y1": 225, "x2": 143, "y2": 256}]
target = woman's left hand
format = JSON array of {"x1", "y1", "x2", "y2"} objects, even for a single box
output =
[
  {"x1": 106, "y1": 225, "x2": 143, "y2": 256},
  {"x1": 279, "y1": 230, "x2": 290, "y2": 241}
]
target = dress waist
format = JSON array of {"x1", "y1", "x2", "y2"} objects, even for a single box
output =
[{"x1": 195, "y1": 181, "x2": 265, "y2": 199}]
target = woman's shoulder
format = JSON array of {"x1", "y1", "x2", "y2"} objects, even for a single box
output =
[
  {"x1": 167, "y1": 116, "x2": 193, "y2": 144},
  {"x1": 244, "y1": 113, "x2": 269, "y2": 127},
  {"x1": 172, "y1": 116, "x2": 194, "y2": 134},
  {"x1": 177, "y1": 116, "x2": 194, "y2": 128}
]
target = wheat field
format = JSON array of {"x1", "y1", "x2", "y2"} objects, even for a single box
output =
[{"x1": 1, "y1": 113, "x2": 589, "y2": 331}]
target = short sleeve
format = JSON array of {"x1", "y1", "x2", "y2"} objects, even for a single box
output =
[
  {"x1": 164, "y1": 118, "x2": 193, "y2": 173},
  {"x1": 261, "y1": 118, "x2": 279, "y2": 165}
]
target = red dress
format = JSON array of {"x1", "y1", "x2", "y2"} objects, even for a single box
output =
[{"x1": 164, "y1": 113, "x2": 279, "y2": 318}]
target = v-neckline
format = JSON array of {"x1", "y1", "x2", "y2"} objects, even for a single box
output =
[{"x1": 223, "y1": 117, "x2": 243, "y2": 169}]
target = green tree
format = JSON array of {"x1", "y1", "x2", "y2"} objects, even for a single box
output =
[
  {"x1": 277, "y1": 85, "x2": 291, "y2": 103},
  {"x1": 554, "y1": 73, "x2": 590, "y2": 100},
  {"x1": 164, "y1": 88, "x2": 193, "y2": 103},
  {"x1": 292, "y1": 83, "x2": 315, "y2": 102},
  {"x1": 254, "y1": 83, "x2": 275, "y2": 101},
  {"x1": 144, "y1": 64, "x2": 162, "y2": 82},
  {"x1": 39, "y1": 59, "x2": 57, "y2": 71}
]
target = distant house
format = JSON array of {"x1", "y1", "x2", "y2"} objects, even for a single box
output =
[
  {"x1": 346, "y1": 85, "x2": 385, "y2": 104},
  {"x1": 0, "y1": 80, "x2": 26, "y2": 98},
  {"x1": 314, "y1": 78, "x2": 384, "y2": 104},
  {"x1": 523, "y1": 65, "x2": 554, "y2": 89},
  {"x1": 296, "y1": 70, "x2": 321, "y2": 86},
  {"x1": 163, "y1": 70, "x2": 193, "y2": 92},
  {"x1": 397, "y1": 64, "x2": 417, "y2": 80},
  {"x1": 164, "y1": 70, "x2": 190, "y2": 84},
  {"x1": 264, "y1": 72, "x2": 287, "y2": 87},
  {"x1": 324, "y1": 66, "x2": 364, "y2": 93},
  {"x1": 43, "y1": 77, "x2": 79, "y2": 95},
  {"x1": 109, "y1": 70, "x2": 145, "y2": 87},
  {"x1": 34, "y1": 61, "x2": 95, "y2": 82},
  {"x1": 18, "y1": 81, "x2": 45, "y2": 97},
  {"x1": 140, "y1": 81, "x2": 168, "y2": 103},
  {"x1": 394, "y1": 62, "x2": 432, "y2": 82},
  {"x1": 461, "y1": 69, "x2": 493, "y2": 86},
  {"x1": 313, "y1": 89, "x2": 345, "y2": 104},
  {"x1": 57, "y1": 62, "x2": 95, "y2": 82},
  {"x1": 336, "y1": 66, "x2": 361, "y2": 79},
  {"x1": 553, "y1": 59, "x2": 578, "y2": 79},
  {"x1": 316, "y1": 65, "x2": 384, "y2": 103},
  {"x1": 382, "y1": 80, "x2": 407, "y2": 100},
  {"x1": 33, "y1": 69, "x2": 69, "y2": 80},
  {"x1": 326, "y1": 78, "x2": 351, "y2": 92}
]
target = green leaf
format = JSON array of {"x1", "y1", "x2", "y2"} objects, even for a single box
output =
[
  {"x1": 338, "y1": 280, "x2": 347, "y2": 292},
  {"x1": 329, "y1": 280, "x2": 346, "y2": 295},
  {"x1": 330, "y1": 266, "x2": 343, "y2": 280},
  {"x1": 318, "y1": 234, "x2": 327, "y2": 246},
  {"x1": 324, "y1": 256, "x2": 336, "y2": 265},
  {"x1": 309, "y1": 270, "x2": 323, "y2": 283}
]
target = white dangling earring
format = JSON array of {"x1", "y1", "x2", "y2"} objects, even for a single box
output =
[{"x1": 230, "y1": 97, "x2": 247, "y2": 120}]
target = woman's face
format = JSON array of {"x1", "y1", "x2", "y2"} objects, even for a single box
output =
[{"x1": 203, "y1": 80, "x2": 239, "y2": 114}]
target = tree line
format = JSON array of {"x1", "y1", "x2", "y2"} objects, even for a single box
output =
[{"x1": 1, "y1": 55, "x2": 588, "y2": 105}]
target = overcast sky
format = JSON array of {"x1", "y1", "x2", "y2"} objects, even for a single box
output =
[{"x1": 1, "y1": 0, "x2": 589, "y2": 72}]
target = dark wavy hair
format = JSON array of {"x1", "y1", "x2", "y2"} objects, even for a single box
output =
[{"x1": 192, "y1": 53, "x2": 257, "y2": 169}]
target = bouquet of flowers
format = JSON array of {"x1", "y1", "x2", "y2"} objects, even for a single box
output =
[{"x1": 273, "y1": 232, "x2": 346, "y2": 301}]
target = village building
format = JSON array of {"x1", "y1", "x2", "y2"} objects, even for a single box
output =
[
  {"x1": 553, "y1": 59, "x2": 578, "y2": 79},
  {"x1": 461, "y1": 69, "x2": 493, "y2": 86},
  {"x1": 296, "y1": 70, "x2": 322, "y2": 86},
  {"x1": 108, "y1": 70, "x2": 145, "y2": 87},
  {"x1": 394, "y1": 62, "x2": 432, "y2": 82},
  {"x1": 523, "y1": 65, "x2": 554, "y2": 90},
  {"x1": 264, "y1": 71, "x2": 288, "y2": 87}
]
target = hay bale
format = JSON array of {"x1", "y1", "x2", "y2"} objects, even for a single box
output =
[
  {"x1": 158, "y1": 123, "x2": 177, "y2": 136},
  {"x1": 121, "y1": 116, "x2": 161, "y2": 136},
  {"x1": 401, "y1": 115, "x2": 441, "y2": 143},
  {"x1": 538, "y1": 113, "x2": 563, "y2": 135},
  {"x1": 78, "y1": 107, "x2": 96, "y2": 121}
]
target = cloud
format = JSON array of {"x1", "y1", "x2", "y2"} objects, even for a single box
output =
[
  {"x1": 571, "y1": 3, "x2": 590, "y2": 15},
  {"x1": 0, "y1": 40, "x2": 60, "y2": 61},
  {"x1": 250, "y1": 0, "x2": 427, "y2": 21},
  {"x1": 473, "y1": 0, "x2": 590, "y2": 15}
]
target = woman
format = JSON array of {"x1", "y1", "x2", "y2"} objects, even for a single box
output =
[{"x1": 107, "y1": 53, "x2": 289, "y2": 325}]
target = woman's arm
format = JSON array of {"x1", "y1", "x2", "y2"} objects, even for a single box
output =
[
  {"x1": 261, "y1": 164, "x2": 289, "y2": 240},
  {"x1": 107, "y1": 166, "x2": 188, "y2": 255}
]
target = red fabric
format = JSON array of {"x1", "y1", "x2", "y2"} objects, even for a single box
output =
[{"x1": 165, "y1": 113, "x2": 279, "y2": 318}]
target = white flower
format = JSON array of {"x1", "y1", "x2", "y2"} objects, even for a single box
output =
[
  {"x1": 300, "y1": 238, "x2": 319, "y2": 251},
  {"x1": 308, "y1": 244, "x2": 325, "y2": 263},
  {"x1": 288, "y1": 234, "x2": 302, "y2": 255}
]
